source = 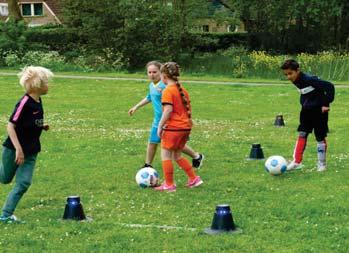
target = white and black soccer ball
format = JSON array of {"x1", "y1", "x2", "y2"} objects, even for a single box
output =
[
  {"x1": 264, "y1": 155, "x2": 287, "y2": 175},
  {"x1": 135, "y1": 167, "x2": 160, "y2": 188}
]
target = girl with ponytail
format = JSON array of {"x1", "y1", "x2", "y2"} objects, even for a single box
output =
[{"x1": 155, "y1": 62, "x2": 203, "y2": 192}]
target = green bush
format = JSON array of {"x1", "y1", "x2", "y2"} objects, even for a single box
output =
[
  {"x1": 1, "y1": 49, "x2": 127, "y2": 72},
  {"x1": 22, "y1": 51, "x2": 65, "y2": 67},
  {"x1": 25, "y1": 27, "x2": 84, "y2": 52},
  {"x1": 4, "y1": 52, "x2": 21, "y2": 67},
  {"x1": 192, "y1": 32, "x2": 249, "y2": 52},
  {"x1": 0, "y1": 19, "x2": 27, "y2": 53}
]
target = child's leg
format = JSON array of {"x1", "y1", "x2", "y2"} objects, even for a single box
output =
[
  {"x1": 0, "y1": 147, "x2": 17, "y2": 184},
  {"x1": 145, "y1": 126, "x2": 161, "y2": 166},
  {"x1": 145, "y1": 143, "x2": 158, "y2": 166},
  {"x1": 182, "y1": 145, "x2": 199, "y2": 159},
  {"x1": 2, "y1": 154, "x2": 37, "y2": 217},
  {"x1": 315, "y1": 111, "x2": 329, "y2": 170},
  {"x1": 174, "y1": 150, "x2": 196, "y2": 181},
  {"x1": 292, "y1": 131, "x2": 308, "y2": 163},
  {"x1": 160, "y1": 148, "x2": 174, "y2": 186},
  {"x1": 316, "y1": 139, "x2": 327, "y2": 167}
]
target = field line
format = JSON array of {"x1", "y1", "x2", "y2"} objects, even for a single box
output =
[
  {"x1": 119, "y1": 222, "x2": 197, "y2": 231},
  {"x1": 1, "y1": 72, "x2": 348, "y2": 87}
]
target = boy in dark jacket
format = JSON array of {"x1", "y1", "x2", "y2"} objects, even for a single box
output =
[{"x1": 281, "y1": 59, "x2": 335, "y2": 172}]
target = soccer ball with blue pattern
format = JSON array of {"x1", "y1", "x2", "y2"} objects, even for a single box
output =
[
  {"x1": 265, "y1": 155, "x2": 287, "y2": 175},
  {"x1": 135, "y1": 167, "x2": 160, "y2": 188}
]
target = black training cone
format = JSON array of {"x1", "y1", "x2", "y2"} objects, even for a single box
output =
[
  {"x1": 63, "y1": 196, "x2": 86, "y2": 221},
  {"x1": 274, "y1": 115, "x2": 285, "y2": 127},
  {"x1": 249, "y1": 143, "x2": 264, "y2": 159},
  {"x1": 204, "y1": 205, "x2": 242, "y2": 235}
]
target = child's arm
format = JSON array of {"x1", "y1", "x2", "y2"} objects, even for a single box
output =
[
  {"x1": 7, "y1": 122, "x2": 24, "y2": 165},
  {"x1": 157, "y1": 105, "x2": 172, "y2": 137},
  {"x1": 128, "y1": 98, "x2": 151, "y2": 116},
  {"x1": 308, "y1": 77, "x2": 335, "y2": 106}
]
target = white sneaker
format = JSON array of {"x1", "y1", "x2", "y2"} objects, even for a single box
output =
[
  {"x1": 0, "y1": 214, "x2": 24, "y2": 223},
  {"x1": 317, "y1": 164, "x2": 326, "y2": 172},
  {"x1": 287, "y1": 161, "x2": 303, "y2": 171}
]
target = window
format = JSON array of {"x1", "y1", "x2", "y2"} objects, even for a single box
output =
[
  {"x1": 22, "y1": 4, "x2": 31, "y2": 16},
  {"x1": 227, "y1": 25, "x2": 239, "y2": 33},
  {"x1": 202, "y1": 25, "x2": 209, "y2": 32},
  {"x1": 34, "y1": 3, "x2": 43, "y2": 16},
  {"x1": 0, "y1": 4, "x2": 9, "y2": 16},
  {"x1": 22, "y1": 3, "x2": 43, "y2": 16}
]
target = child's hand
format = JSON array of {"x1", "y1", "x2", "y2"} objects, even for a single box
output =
[
  {"x1": 128, "y1": 107, "x2": 137, "y2": 116},
  {"x1": 43, "y1": 124, "x2": 50, "y2": 131},
  {"x1": 15, "y1": 148, "x2": 25, "y2": 165},
  {"x1": 322, "y1": 106, "x2": 330, "y2": 113}
]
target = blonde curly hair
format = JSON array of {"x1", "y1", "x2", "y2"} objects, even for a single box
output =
[{"x1": 18, "y1": 66, "x2": 54, "y2": 92}]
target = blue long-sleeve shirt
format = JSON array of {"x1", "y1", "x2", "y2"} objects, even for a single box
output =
[{"x1": 293, "y1": 72, "x2": 335, "y2": 109}]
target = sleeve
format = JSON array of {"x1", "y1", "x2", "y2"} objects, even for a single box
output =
[
  {"x1": 308, "y1": 76, "x2": 335, "y2": 106},
  {"x1": 9, "y1": 96, "x2": 29, "y2": 124},
  {"x1": 162, "y1": 89, "x2": 173, "y2": 105},
  {"x1": 145, "y1": 93, "x2": 151, "y2": 102}
]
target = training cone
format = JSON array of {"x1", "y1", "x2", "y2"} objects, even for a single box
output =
[
  {"x1": 204, "y1": 204, "x2": 242, "y2": 235},
  {"x1": 274, "y1": 115, "x2": 285, "y2": 127},
  {"x1": 249, "y1": 143, "x2": 264, "y2": 159},
  {"x1": 63, "y1": 196, "x2": 86, "y2": 221}
]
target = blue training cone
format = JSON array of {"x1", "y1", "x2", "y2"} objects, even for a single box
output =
[
  {"x1": 274, "y1": 115, "x2": 285, "y2": 127},
  {"x1": 204, "y1": 204, "x2": 242, "y2": 235},
  {"x1": 249, "y1": 143, "x2": 265, "y2": 159},
  {"x1": 63, "y1": 196, "x2": 86, "y2": 221}
]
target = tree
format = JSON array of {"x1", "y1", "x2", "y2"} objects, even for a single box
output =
[
  {"x1": 62, "y1": 0, "x2": 208, "y2": 68},
  {"x1": 7, "y1": 0, "x2": 22, "y2": 22},
  {"x1": 224, "y1": 0, "x2": 349, "y2": 52}
]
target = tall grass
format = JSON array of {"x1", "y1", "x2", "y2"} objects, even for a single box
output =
[
  {"x1": 1, "y1": 49, "x2": 348, "y2": 81},
  {"x1": 182, "y1": 50, "x2": 349, "y2": 81}
]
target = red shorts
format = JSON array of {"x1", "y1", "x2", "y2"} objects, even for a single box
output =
[{"x1": 161, "y1": 130, "x2": 190, "y2": 150}]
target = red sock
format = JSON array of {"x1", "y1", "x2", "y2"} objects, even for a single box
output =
[
  {"x1": 293, "y1": 136, "x2": 307, "y2": 163},
  {"x1": 176, "y1": 157, "x2": 196, "y2": 180},
  {"x1": 162, "y1": 160, "x2": 174, "y2": 186}
]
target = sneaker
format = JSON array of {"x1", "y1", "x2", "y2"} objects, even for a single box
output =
[
  {"x1": 143, "y1": 163, "x2": 153, "y2": 168},
  {"x1": 154, "y1": 183, "x2": 176, "y2": 192},
  {"x1": 192, "y1": 154, "x2": 204, "y2": 169},
  {"x1": 317, "y1": 163, "x2": 326, "y2": 172},
  {"x1": 0, "y1": 215, "x2": 24, "y2": 224},
  {"x1": 287, "y1": 161, "x2": 303, "y2": 171},
  {"x1": 186, "y1": 176, "x2": 203, "y2": 188}
]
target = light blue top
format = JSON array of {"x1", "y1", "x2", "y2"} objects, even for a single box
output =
[{"x1": 146, "y1": 80, "x2": 167, "y2": 127}]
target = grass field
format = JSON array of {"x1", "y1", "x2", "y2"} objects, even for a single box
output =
[{"x1": 0, "y1": 73, "x2": 348, "y2": 252}]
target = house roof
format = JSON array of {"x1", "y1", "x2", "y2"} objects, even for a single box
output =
[{"x1": 44, "y1": 0, "x2": 62, "y2": 17}]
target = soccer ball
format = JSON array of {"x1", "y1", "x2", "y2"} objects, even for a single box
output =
[
  {"x1": 135, "y1": 167, "x2": 160, "y2": 188},
  {"x1": 264, "y1": 155, "x2": 287, "y2": 175}
]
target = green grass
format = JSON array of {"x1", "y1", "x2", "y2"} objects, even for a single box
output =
[{"x1": 0, "y1": 74, "x2": 348, "y2": 252}]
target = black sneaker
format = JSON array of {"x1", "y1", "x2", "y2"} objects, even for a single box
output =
[
  {"x1": 143, "y1": 163, "x2": 153, "y2": 168},
  {"x1": 192, "y1": 154, "x2": 204, "y2": 169}
]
